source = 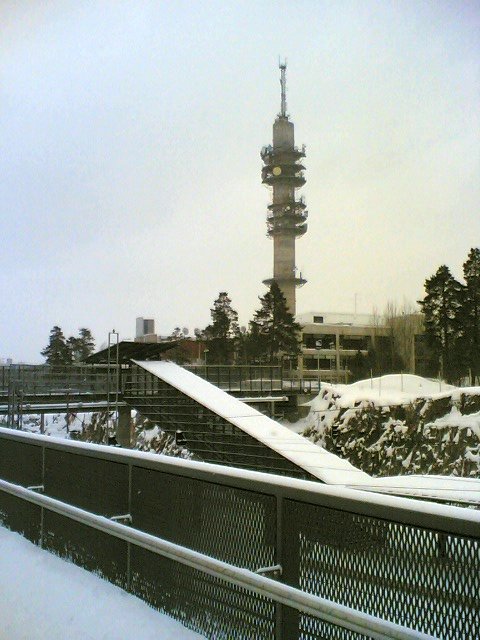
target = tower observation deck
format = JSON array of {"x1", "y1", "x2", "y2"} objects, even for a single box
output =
[{"x1": 261, "y1": 61, "x2": 307, "y2": 315}]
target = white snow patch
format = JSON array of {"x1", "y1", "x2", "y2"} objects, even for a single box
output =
[
  {"x1": 0, "y1": 525, "x2": 204, "y2": 640},
  {"x1": 428, "y1": 407, "x2": 480, "y2": 439}
]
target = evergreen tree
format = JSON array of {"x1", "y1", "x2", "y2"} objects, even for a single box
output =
[
  {"x1": 41, "y1": 326, "x2": 72, "y2": 365},
  {"x1": 250, "y1": 282, "x2": 302, "y2": 364},
  {"x1": 168, "y1": 327, "x2": 193, "y2": 364},
  {"x1": 349, "y1": 350, "x2": 370, "y2": 382},
  {"x1": 462, "y1": 247, "x2": 480, "y2": 382},
  {"x1": 73, "y1": 328, "x2": 95, "y2": 362},
  {"x1": 204, "y1": 292, "x2": 239, "y2": 363},
  {"x1": 67, "y1": 329, "x2": 95, "y2": 362},
  {"x1": 418, "y1": 265, "x2": 465, "y2": 382},
  {"x1": 170, "y1": 327, "x2": 186, "y2": 339},
  {"x1": 239, "y1": 322, "x2": 265, "y2": 364}
]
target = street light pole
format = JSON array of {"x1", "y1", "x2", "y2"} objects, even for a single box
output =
[
  {"x1": 106, "y1": 330, "x2": 120, "y2": 444},
  {"x1": 315, "y1": 339, "x2": 322, "y2": 389},
  {"x1": 204, "y1": 348, "x2": 209, "y2": 379}
]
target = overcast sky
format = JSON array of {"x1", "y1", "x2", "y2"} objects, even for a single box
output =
[{"x1": 1, "y1": 0, "x2": 479, "y2": 362}]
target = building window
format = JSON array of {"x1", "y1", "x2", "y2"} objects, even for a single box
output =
[
  {"x1": 339, "y1": 336, "x2": 370, "y2": 350},
  {"x1": 303, "y1": 333, "x2": 336, "y2": 349},
  {"x1": 304, "y1": 357, "x2": 334, "y2": 370},
  {"x1": 313, "y1": 316, "x2": 324, "y2": 323}
]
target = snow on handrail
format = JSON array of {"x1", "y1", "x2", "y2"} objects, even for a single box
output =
[
  {"x1": 0, "y1": 479, "x2": 435, "y2": 640},
  {"x1": 0, "y1": 426, "x2": 479, "y2": 537}
]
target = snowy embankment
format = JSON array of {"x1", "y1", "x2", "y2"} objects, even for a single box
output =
[
  {"x1": 0, "y1": 410, "x2": 191, "y2": 459},
  {"x1": 300, "y1": 374, "x2": 480, "y2": 478},
  {"x1": 0, "y1": 526, "x2": 203, "y2": 640}
]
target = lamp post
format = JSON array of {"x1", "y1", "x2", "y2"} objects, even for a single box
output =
[
  {"x1": 204, "y1": 348, "x2": 209, "y2": 379},
  {"x1": 106, "y1": 330, "x2": 120, "y2": 444},
  {"x1": 315, "y1": 339, "x2": 322, "y2": 389}
]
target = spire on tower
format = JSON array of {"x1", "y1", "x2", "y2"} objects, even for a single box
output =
[{"x1": 279, "y1": 58, "x2": 287, "y2": 117}]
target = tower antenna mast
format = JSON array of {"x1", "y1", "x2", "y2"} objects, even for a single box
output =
[
  {"x1": 261, "y1": 61, "x2": 307, "y2": 315},
  {"x1": 279, "y1": 58, "x2": 287, "y2": 117}
]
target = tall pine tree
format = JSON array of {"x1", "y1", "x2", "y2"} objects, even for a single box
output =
[
  {"x1": 418, "y1": 265, "x2": 465, "y2": 382},
  {"x1": 69, "y1": 328, "x2": 95, "y2": 362},
  {"x1": 204, "y1": 292, "x2": 239, "y2": 363},
  {"x1": 250, "y1": 282, "x2": 302, "y2": 365},
  {"x1": 462, "y1": 247, "x2": 480, "y2": 382},
  {"x1": 41, "y1": 326, "x2": 72, "y2": 366}
]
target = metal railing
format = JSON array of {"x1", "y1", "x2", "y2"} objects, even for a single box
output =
[
  {"x1": 0, "y1": 427, "x2": 478, "y2": 640},
  {"x1": 0, "y1": 364, "x2": 319, "y2": 398},
  {"x1": 0, "y1": 478, "x2": 433, "y2": 640},
  {"x1": 0, "y1": 365, "x2": 124, "y2": 422},
  {"x1": 0, "y1": 364, "x2": 121, "y2": 395},
  {"x1": 183, "y1": 365, "x2": 319, "y2": 395}
]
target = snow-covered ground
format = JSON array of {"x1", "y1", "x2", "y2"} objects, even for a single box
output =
[{"x1": 0, "y1": 526, "x2": 204, "y2": 640}]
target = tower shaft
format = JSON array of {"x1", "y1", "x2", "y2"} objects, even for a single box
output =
[{"x1": 261, "y1": 63, "x2": 307, "y2": 315}]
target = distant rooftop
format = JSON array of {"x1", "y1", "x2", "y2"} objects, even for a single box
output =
[{"x1": 86, "y1": 340, "x2": 177, "y2": 365}]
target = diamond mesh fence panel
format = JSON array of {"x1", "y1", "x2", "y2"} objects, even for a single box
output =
[
  {"x1": 42, "y1": 510, "x2": 128, "y2": 588},
  {"x1": 0, "y1": 438, "x2": 43, "y2": 486},
  {"x1": 283, "y1": 500, "x2": 480, "y2": 640},
  {"x1": 1, "y1": 431, "x2": 479, "y2": 639},
  {"x1": 131, "y1": 466, "x2": 277, "y2": 569},
  {"x1": 44, "y1": 448, "x2": 129, "y2": 516},
  {"x1": 131, "y1": 546, "x2": 276, "y2": 640},
  {"x1": 0, "y1": 490, "x2": 41, "y2": 544}
]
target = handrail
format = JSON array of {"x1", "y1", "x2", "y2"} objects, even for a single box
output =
[
  {"x1": 0, "y1": 478, "x2": 435, "y2": 640},
  {"x1": 1, "y1": 427, "x2": 478, "y2": 537}
]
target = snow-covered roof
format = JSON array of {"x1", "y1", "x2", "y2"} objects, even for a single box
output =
[{"x1": 133, "y1": 360, "x2": 372, "y2": 485}]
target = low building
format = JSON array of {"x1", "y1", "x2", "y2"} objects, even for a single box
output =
[
  {"x1": 296, "y1": 311, "x2": 390, "y2": 383},
  {"x1": 297, "y1": 311, "x2": 428, "y2": 382}
]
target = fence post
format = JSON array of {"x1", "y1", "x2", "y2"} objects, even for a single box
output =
[
  {"x1": 126, "y1": 462, "x2": 132, "y2": 590},
  {"x1": 65, "y1": 389, "x2": 70, "y2": 434},
  {"x1": 280, "y1": 496, "x2": 300, "y2": 638},
  {"x1": 17, "y1": 390, "x2": 23, "y2": 430},
  {"x1": 40, "y1": 444, "x2": 46, "y2": 548}
]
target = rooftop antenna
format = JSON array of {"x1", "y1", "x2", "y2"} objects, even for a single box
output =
[{"x1": 279, "y1": 57, "x2": 287, "y2": 117}]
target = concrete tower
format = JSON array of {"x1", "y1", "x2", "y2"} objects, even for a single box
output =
[{"x1": 261, "y1": 61, "x2": 307, "y2": 315}]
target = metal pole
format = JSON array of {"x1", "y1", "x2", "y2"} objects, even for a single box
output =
[
  {"x1": 106, "y1": 329, "x2": 120, "y2": 444},
  {"x1": 7, "y1": 381, "x2": 12, "y2": 426},
  {"x1": 114, "y1": 332, "x2": 120, "y2": 438},
  {"x1": 106, "y1": 332, "x2": 111, "y2": 444},
  {"x1": 275, "y1": 495, "x2": 284, "y2": 640},
  {"x1": 67, "y1": 389, "x2": 71, "y2": 433},
  {"x1": 17, "y1": 390, "x2": 23, "y2": 430},
  {"x1": 127, "y1": 461, "x2": 132, "y2": 589}
]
